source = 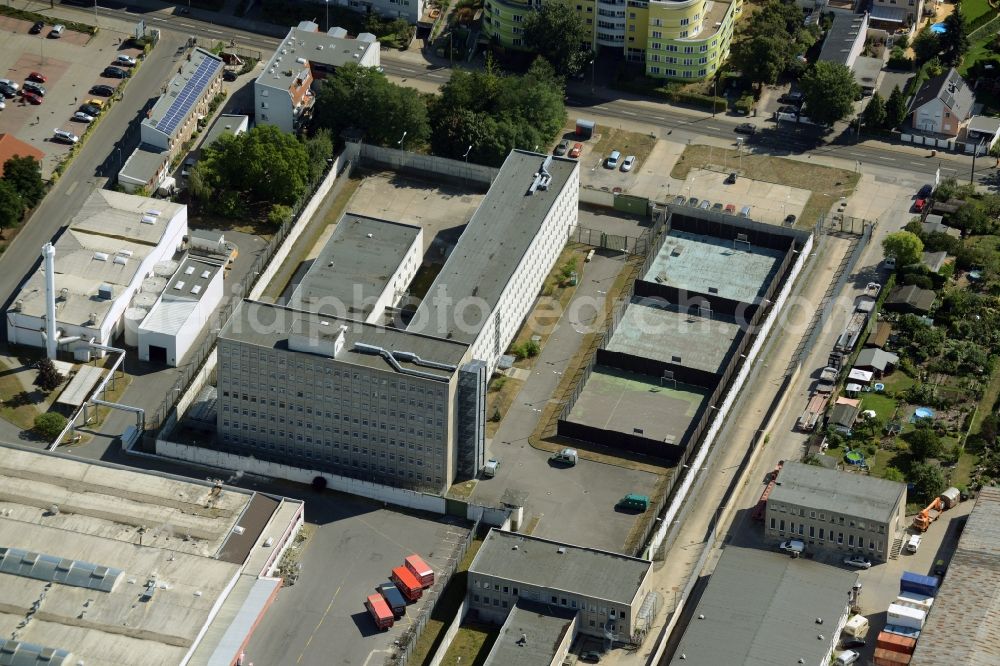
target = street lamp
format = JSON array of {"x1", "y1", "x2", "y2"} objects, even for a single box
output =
[
  {"x1": 462, "y1": 144, "x2": 472, "y2": 164},
  {"x1": 970, "y1": 136, "x2": 986, "y2": 184},
  {"x1": 397, "y1": 131, "x2": 407, "y2": 147}
]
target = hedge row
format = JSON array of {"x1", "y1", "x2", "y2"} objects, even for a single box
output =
[
  {"x1": 612, "y1": 79, "x2": 727, "y2": 113},
  {"x1": 0, "y1": 6, "x2": 96, "y2": 36}
]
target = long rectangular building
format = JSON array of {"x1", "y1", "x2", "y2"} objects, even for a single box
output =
[{"x1": 216, "y1": 150, "x2": 579, "y2": 491}]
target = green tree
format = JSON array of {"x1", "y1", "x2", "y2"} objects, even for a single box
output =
[
  {"x1": 885, "y1": 85, "x2": 909, "y2": 128},
  {"x1": 2, "y1": 155, "x2": 45, "y2": 208},
  {"x1": 35, "y1": 358, "x2": 64, "y2": 392},
  {"x1": 909, "y1": 461, "x2": 946, "y2": 503},
  {"x1": 912, "y1": 27, "x2": 941, "y2": 65},
  {"x1": 33, "y1": 412, "x2": 67, "y2": 441},
  {"x1": 731, "y1": 35, "x2": 791, "y2": 90},
  {"x1": 304, "y1": 128, "x2": 334, "y2": 183},
  {"x1": 195, "y1": 125, "x2": 312, "y2": 211},
  {"x1": 882, "y1": 467, "x2": 906, "y2": 483},
  {"x1": 940, "y1": 7, "x2": 970, "y2": 66},
  {"x1": 0, "y1": 181, "x2": 23, "y2": 236},
  {"x1": 522, "y1": 2, "x2": 590, "y2": 77},
  {"x1": 312, "y1": 64, "x2": 430, "y2": 149},
  {"x1": 800, "y1": 61, "x2": 860, "y2": 126},
  {"x1": 882, "y1": 230, "x2": 924, "y2": 267},
  {"x1": 907, "y1": 426, "x2": 943, "y2": 461},
  {"x1": 863, "y1": 91, "x2": 887, "y2": 130}
]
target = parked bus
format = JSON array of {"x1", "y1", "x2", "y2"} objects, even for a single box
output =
[
  {"x1": 404, "y1": 554, "x2": 434, "y2": 588},
  {"x1": 391, "y1": 565, "x2": 423, "y2": 601},
  {"x1": 365, "y1": 593, "x2": 394, "y2": 630}
]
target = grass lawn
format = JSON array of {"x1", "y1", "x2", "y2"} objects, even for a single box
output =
[
  {"x1": 972, "y1": 361, "x2": 1000, "y2": 434},
  {"x1": 670, "y1": 145, "x2": 859, "y2": 227},
  {"x1": 589, "y1": 127, "x2": 658, "y2": 166},
  {"x1": 0, "y1": 358, "x2": 56, "y2": 431},
  {"x1": 407, "y1": 536, "x2": 484, "y2": 666},
  {"x1": 961, "y1": 0, "x2": 993, "y2": 22},
  {"x1": 437, "y1": 623, "x2": 500, "y2": 666},
  {"x1": 881, "y1": 370, "x2": 916, "y2": 395},
  {"x1": 861, "y1": 393, "x2": 899, "y2": 421},
  {"x1": 485, "y1": 376, "x2": 525, "y2": 439}
]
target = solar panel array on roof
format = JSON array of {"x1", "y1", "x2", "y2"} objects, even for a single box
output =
[
  {"x1": 156, "y1": 55, "x2": 223, "y2": 137},
  {"x1": 0, "y1": 546, "x2": 123, "y2": 593},
  {"x1": 0, "y1": 639, "x2": 71, "y2": 666}
]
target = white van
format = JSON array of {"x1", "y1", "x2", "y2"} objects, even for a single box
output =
[
  {"x1": 739, "y1": 205, "x2": 752, "y2": 218},
  {"x1": 49, "y1": 24, "x2": 65, "y2": 38},
  {"x1": 779, "y1": 539, "x2": 805, "y2": 557},
  {"x1": 906, "y1": 534, "x2": 921, "y2": 553},
  {"x1": 605, "y1": 150, "x2": 621, "y2": 169}
]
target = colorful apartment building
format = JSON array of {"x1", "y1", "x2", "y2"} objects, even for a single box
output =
[{"x1": 483, "y1": 0, "x2": 740, "y2": 80}]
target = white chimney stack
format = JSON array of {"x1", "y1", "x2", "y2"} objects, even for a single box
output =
[{"x1": 42, "y1": 243, "x2": 57, "y2": 360}]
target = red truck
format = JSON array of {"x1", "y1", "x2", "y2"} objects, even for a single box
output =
[
  {"x1": 404, "y1": 554, "x2": 434, "y2": 588},
  {"x1": 391, "y1": 566, "x2": 423, "y2": 601},
  {"x1": 365, "y1": 593, "x2": 394, "y2": 630}
]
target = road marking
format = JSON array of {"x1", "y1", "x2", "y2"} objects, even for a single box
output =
[
  {"x1": 296, "y1": 589, "x2": 341, "y2": 664},
  {"x1": 653, "y1": 116, "x2": 666, "y2": 121},
  {"x1": 65, "y1": 181, "x2": 78, "y2": 196},
  {"x1": 203, "y1": 28, "x2": 223, "y2": 34},
  {"x1": 593, "y1": 105, "x2": 608, "y2": 110},
  {"x1": 396, "y1": 67, "x2": 416, "y2": 73},
  {"x1": 621, "y1": 110, "x2": 637, "y2": 116}
]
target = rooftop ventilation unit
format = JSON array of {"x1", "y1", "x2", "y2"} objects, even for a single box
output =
[
  {"x1": 145, "y1": 210, "x2": 161, "y2": 217},
  {"x1": 93, "y1": 252, "x2": 109, "y2": 262},
  {"x1": 191, "y1": 285, "x2": 202, "y2": 295},
  {"x1": 174, "y1": 281, "x2": 185, "y2": 290},
  {"x1": 117, "y1": 249, "x2": 133, "y2": 258},
  {"x1": 201, "y1": 270, "x2": 211, "y2": 278},
  {"x1": 97, "y1": 284, "x2": 113, "y2": 300},
  {"x1": 140, "y1": 214, "x2": 157, "y2": 224},
  {"x1": 113, "y1": 255, "x2": 128, "y2": 265},
  {"x1": 185, "y1": 265, "x2": 195, "y2": 275}
]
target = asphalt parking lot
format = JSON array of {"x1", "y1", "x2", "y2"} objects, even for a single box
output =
[
  {"x1": 677, "y1": 167, "x2": 810, "y2": 224},
  {"x1": 0, "y1": 14, "x2": 137, "y2": 176},
  {"x1": 243, "y1": 491, "x2": 471, "y2": 666}
]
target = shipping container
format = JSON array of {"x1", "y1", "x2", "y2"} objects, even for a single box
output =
[
  {"x1": 404, "y1": 554, "x2": 434, "y2": 588},
  {"x1": 391, "y1": 565, "x2": 423, "y2": 601},
  {"x1": 883, "y1": 624, "x2": 920, "y2": 640},
  {"x1": 876, "y1": 631, "x2": 916, "y2": 654},
  {"x1": 376, "y1": 581, "x2": 408, "y2": 617},
  {"x1": 365, "y1": 593, "x2": 394, "y2": 630},
  {"x1": 887, "y1": 603, "x2": 926, "y2": 630},
  {"x1": 895, "y1": 592, "x2": 934, "y2": 613},
  {"x1": 900, "y1": 571, "x2": 939, "y2": 597},
  {"x1": 874, "y1": 647, "x2": 912, "y2": 666}
]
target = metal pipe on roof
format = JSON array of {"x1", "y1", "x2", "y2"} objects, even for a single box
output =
[{"x1": 42, "y1": 243, "x2": 57, "y2": 360}]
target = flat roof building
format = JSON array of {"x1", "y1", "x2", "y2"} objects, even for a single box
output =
[
  {"x1": 137, "y1": 254, "x2": 226, "y2": 366},
  {"x1": 216, "y1": 151, "x2": 579, "y2": 489},
  {"x1": 482, "y1": 602, "x2": 577, "y2": 666},
  {"x1": 6, "y1": 191, "x2": 187, "y2": 360},
  {"x1": 0, "y1": 445, "x2": 303, "y2": 666},
  {"x1": 288, "y1": 214, "x2": 422, "y2": 324},
  {"x1": 909, "y1": 486, "x2": 1000, "y2": 666},
  {"x1": 765, "y1": 461, "x2": 907, "y2": 562},
  {"x1": 255, "y1": 22, "x2": 380, "y2": 133},
  {"x1": 467, "y1": 530, "x2": 654, "y2": 641},
  {"x1": 668, "y1": 546, "x2": 859, "y2": 665}
]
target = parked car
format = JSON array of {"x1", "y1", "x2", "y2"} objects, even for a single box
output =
[
  {"x1": 483, "y1": 458, "x2": 500, "y2": 478},
  {"x1": 0, "y1": 100, "x2": 5, "y2": 111},
  {"x1": 579, "y1": 652, "x2": 601, "y2": 663},
  {"x1": 22, "y1": 82, "x2": 45, "y2": 96},
  {"x1": 673, "y1": 195, "x2": 687, "y2": 206},
  {"x1": 914, "y1": 197, "x2": 928, "y2": 212},
  {"x1": 222, "y1": 68, "x2": 238, "y2": 82},
  {"x1": 79, "y1": 104, "x2": 101, "y2": 117},
  {"x1": 621, "y1": 155, "x2": 636, "y2": 172},
  {"x1": 711, "y1": 202, "x2": 724, "y2": 212},
  {"x1": 26, "y1": 72, "x2": 47, "y2": 83},
  {"x1": 917, "y1": 183, "x2": 933, "y2": 198},
  {"x1": 102, "y1": 66, "x2": 129, "y2": 79},
  {"x1": 85, "y1": 98, "x2": 105, "y2": 109},
  {"x1": 569, "y1": 142, "x2": 583, "y2": 158},
  {"x1": 52, "y1": 129, "x2": 79, "y2": 144},
  {"x1": 834, "y1": 650, "x2": 860, "y2": 666},
  {"x1": 0, "y1": 83, "x2": 17, "y2": 98},
  {"x1": 839, "y1": 639, "x2": 866, "y2": 650},
  {"x1": 778, "y1": 105, "x2": 799, "y2": 115},
  {"x1": 114, "y1": 54, "x2": 137, "y2": 66},
  {"x1": 735, "y1": 122, "x2": 756, "y2": 135},
  {"x1": 0, "y1": 79, "x2": 20, "y2": 92},
  {"x1": 605, "y1": 150, "x2": 621, "y2": 169},
  {"x1": 21, "y1": 91, "x2": 42, "y2": 105},
  {"x1": 29, "y1": 21, "x2": 45, "y2": 34},
  {"x1": 554, "y1": 139, "x2": 569, "y2": 156},
  {"x1": 72, "y1": 111, "x2": 94, "y2": 123},
  {"x1": 906, "y1": 534, "x2": 921, "y2": 553},
  {"x1": 779, "y1": 91, "x2": 805, "y2": 105},
  {"x1": 90, "y1": 84, "x2": 115, "y2": 96},
  {"x1": 725, "y1": 172, "x2": 737, "y2": 184},
  {"x1": 779, "y1": 539, "x2": 805, "y2": 557},
  {"x1": 48, "y1": 24, "x2": 65, "y2": 38},
  {"x1": 724, "y1": 203, "x2": 736, "y2": 214},
  {"x1": 698, "y1": 199, "x2": 711, "y2": 210},
  {"x1": 687, "y1": 197, "x2": 699, "y2": 207},
  {"x1": 843, "y1": 554, "x2": 872, "y2": 569},
  {"x1": 784, "y1": 214, "x2": 797, "y2": 225}
]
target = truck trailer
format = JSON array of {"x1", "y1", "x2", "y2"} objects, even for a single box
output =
[
  {"x1": 365, "y1": 593, "x2": 394, "y2": 630},
  {"x1": 391, "y1": 565, "x2": 423, "y2": 601},
  {"x1": 404, "y1": 554, "x2": 434, "y2": 588},
  {"x1": 900, "y1": 571, "x2": 939, "y2": 597},
  {"x1": 887, "y1": 603, "x2": 926, "y2": 630}
]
